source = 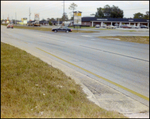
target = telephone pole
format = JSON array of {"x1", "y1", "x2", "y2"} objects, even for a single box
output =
[
  {"x1": 15, "y1": 12, "x2": 17, "y2": 24},
  {"x1": 29, "y1": 7, "x2": 31, "y2": 21},
  {"x1": 63, "y1": 0, "x2": 65, "y2": 21}
]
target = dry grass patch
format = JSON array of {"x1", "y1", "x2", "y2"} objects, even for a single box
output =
[
  {"x1": 98, "y1": 36, "x2": 149, "y2": 44},
  {"x1": 1, "y1": 24, "x2": 98, "y2": 33},
  {"x1": 14, "y1": 26, "x2": 52, "y2": 31},
  {"x1": 1, "y1": 24, "x2": 52, "y2": 31},
  {"x1": 1, "y1": 42, "x2": 127, "y2": 118},
  {"x1": 72, "y1": 30, "x2": 98, "y2": 33}
]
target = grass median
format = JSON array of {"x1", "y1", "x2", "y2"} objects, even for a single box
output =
[
  {"x1": 1, "y1": 24, "x2": 98, "y2": 33},
  {"x1": 98, "y1": 36, "x2": 149, "y2": 44},
  {"x1": 1, "y1": 42, "x2": 127, "y2": 118}
]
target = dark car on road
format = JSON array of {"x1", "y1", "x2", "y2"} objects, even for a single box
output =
[
  {"x1": 7, "y1": 24, "x2": 13, "y2": 29},
  {"x1": 52, "y1": 26, "x2": 72, "y2": 33},
  {"x1": 140, "y1": 25, "x2": 148, "y2": 29}
]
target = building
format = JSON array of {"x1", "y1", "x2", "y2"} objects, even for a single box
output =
[
  {"x1": 81, "y1": 17, "x2": 149, "y2": 27},
  {"x1": 51, "y1": 21, "x2": 63, "y2": 26},
  {"x1": 18, "y1": 18, "x2": 28, "y2": 25},
  {"x1": 39, "y1": 20, "x2": 49, "y2": 25}
]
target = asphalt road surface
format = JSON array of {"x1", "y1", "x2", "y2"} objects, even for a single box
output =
[{"x1": 1, "y1": 25, "x2": 149, "y2": 117}]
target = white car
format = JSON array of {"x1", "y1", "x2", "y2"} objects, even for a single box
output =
[
  {"x1": 106, "y1": 25, "x2": 116, "y2": 29},
  {"x1": 95, "y1": 24, "x2": 100, "y2": 28}
]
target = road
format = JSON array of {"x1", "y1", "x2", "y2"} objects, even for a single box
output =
[{"x1": 1, "y1": 25, "x2": 149, "y2": 117}]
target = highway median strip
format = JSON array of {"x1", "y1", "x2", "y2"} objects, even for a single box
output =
[
  {"x1": 36, "y1": 47, "x2": 149, "y2": 101},
  {"x1": 1, "y1": 24, "x2": 98, "y2": 33}
]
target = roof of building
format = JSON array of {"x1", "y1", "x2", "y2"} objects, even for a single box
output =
[
  {"x1": 39, "y1": 20, "x2": 49, "y2": 24},
  {"x1": 51, "y1": 21, "x2": 63, "y2": 24},
  {"x1": 82, "y1": 17, "x2": 149, "y2": 22}
]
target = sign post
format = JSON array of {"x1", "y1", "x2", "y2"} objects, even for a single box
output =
[{"x1": 73, "y1": 11, "x2": 82, "y2": 30}]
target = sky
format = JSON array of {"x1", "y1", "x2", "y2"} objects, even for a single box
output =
[{"x1": 1, "y1": 1, "x2": 149, "y2": 21}]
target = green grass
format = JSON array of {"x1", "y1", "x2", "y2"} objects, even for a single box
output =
[
  {"x1": 1, "y1": 42, "x2": 127, "y2": 118},
  {"x1": 98, "y1": 36, "x2": 149, "y2": 44}
]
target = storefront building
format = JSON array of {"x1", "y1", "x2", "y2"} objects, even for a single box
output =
[{"x1": 81, "y1": 17, "x2": 149, "y2": 27}]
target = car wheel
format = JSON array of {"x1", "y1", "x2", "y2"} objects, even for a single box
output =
[
  {"x1": 54, "y1": 30, "x2": 57, "y2": 33},
  {"x1": 66, "y1": 30, "x2": 69, "y2": 33}
]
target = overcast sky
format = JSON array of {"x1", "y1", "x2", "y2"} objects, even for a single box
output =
[{"x1": 1, "y1": 1, "x2": 149, "y2": 20}]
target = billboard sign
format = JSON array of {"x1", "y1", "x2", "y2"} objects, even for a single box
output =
[
  {"x1": 74, "y1": 11, "x2": 82, "y2": 25},
  {"x1": 34, "y1": 13, "x2": 39, "y2": 21}
]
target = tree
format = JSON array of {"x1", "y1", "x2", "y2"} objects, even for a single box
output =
[
  {"x1": 61, "y1": 13, "x2": 68, "y2": 21},
  {"x1": 49, "y1": 18, "x2": 56, "y2": 25},
  {"x1": 95, "y1": 7, "x2": 104, "y2": 18},
  {"x1": 103, "y1": 5, "x2": 112, "y2": 18},
  {"x1": 49, "y1": 18, "x2": 55, "y2": 22},
  {"x1": 133, "y1": 12, "x2": 144, "y2": 19},
  {"x1": 68, "y1": 3, "x2": 78, "y2": 19},
  {"x1": 95, "y1": 5, "x2": 123, "y2": 18},
  {"x1": 70, "y1": 16, "x2": 73, "y2": 20},
  {"x1": 143, "y1": 11, "x2": 149, "y2": 19},
  {"x1": 110, "y1": 5, "x2": 123, "y2": 18}
]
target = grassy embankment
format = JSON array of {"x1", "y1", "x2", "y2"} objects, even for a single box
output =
[
  {"x1": 1, "y1": 42, "x2": 127, "y2": 118},
  {"x1": 98, "y1": 36, "x2": 149, "y2": 44},
  {"x1": 1, "y1": 24, "x2": 98, "y2": 33}
]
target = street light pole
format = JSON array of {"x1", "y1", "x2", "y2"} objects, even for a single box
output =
[
  {"x1": 15, "y1": 12, "x2": 16, "y2": 24},
  {"x1": 63, "y1": 0, "x2": 65, "y2": 22}
]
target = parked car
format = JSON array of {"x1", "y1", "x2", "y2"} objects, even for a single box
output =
[
  {"x1": 120, "y1": 25, "x2": 132, "y2": 29},
  {"x1": 101, "y1": 25, "x2": 107, "y2": 28},
  {"x1": 130, "y1": 25, "x2": 139, "y2": 29},
  {"x1": 7, "y1": 24, "x2": 13, "y2": 29},
  {"x1": 52, "y1": 26, "x2": 72, "y2": 33},
  {"x1": 140, "y1": 25, "x2": 148, "y2": 29},
  {"x1": 106, "y1": 25, "x2": 116, "y2": 29},
  {"x1": 95, "y1": 24, "x2": 100, "y2": 28},
  {"x1": 114, "y1": 23, "x2": 119, "y2": 28}
]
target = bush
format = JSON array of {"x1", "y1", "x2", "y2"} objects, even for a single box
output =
[{"x1": 49, "y1": 21, "x2": 52, "y2": 26}]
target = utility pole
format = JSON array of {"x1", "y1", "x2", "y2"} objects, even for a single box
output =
[
  {"x1": 63, "y1": 0, "x2": 65, "y2": 22},
  {"x1": 29, "y1": 7, "x2": 31, "y2": 21},
  {"x1": 11, "y1": 16, "x2": 13, "y2": 24},
  {"x1": 15, "y1": 12, "x2": 16, "y2": 24}
]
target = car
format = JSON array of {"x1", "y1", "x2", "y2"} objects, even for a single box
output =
[
  {"x1": 140, "y1": 25, "x2": 148, "y2": 29},
  {"x1": 114, "y1": 23, "x2": 119, "y2": 28},
  {"x1": 52, "y1": 26, "x2": 72, "y2": 33},
  {"x1": 130, "y1": 25, "x2": 139, "y2": 29},
  {"x1": 101, "y1": 25, "x2": 107, "y2": 28},
  {"x1": 95, "y1": 24, "x2": 100, "y2": 28},
  {"x1": 106, "y1": 25, "x2": 116, "y2": 29},
  {"x1": 7, "y1": 24, "x2": 13, "y2": 29},
  {"x1": 120, "y1": 25, "x2": 132, "y2": 29}
]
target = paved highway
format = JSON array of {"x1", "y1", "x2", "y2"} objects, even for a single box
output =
[{"x1": 1, "y1": 25, "x2": 149, "y2": 117}]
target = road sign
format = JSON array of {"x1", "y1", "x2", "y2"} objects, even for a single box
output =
[
  {"x1": 73, "y1": 11, "x2": 82, "y2": 25},
  {"x1": 34, "y1": 13, "x2": 39, "y2": 21}
]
